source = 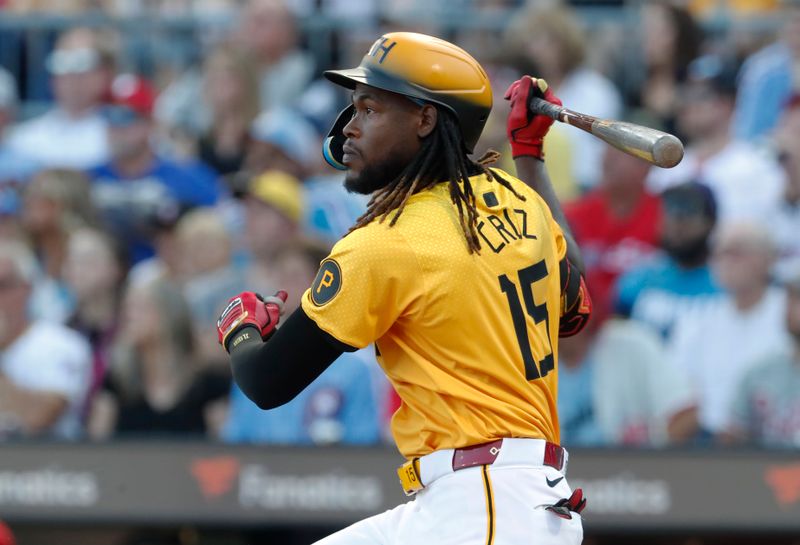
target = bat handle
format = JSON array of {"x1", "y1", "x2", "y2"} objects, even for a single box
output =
[{"x1": 529, "y1": 96, "x2": 565, "y2": 121}]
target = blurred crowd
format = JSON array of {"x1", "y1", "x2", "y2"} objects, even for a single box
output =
[{"x1": 0, "y1": 0, "x2": 799, "y2": 452}]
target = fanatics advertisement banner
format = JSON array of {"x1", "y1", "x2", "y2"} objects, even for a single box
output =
[{"x1": 0, "y1": 442, "x2": 799, "y2": 531}]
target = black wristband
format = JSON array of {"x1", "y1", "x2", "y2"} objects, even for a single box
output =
[{"x1": 227, "y1": 326, "x2": 262, "y2": 354}]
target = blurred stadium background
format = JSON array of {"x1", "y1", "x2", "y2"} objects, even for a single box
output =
[{"x1": 1, "y1": 0, "x2": 800, "y2": 544}]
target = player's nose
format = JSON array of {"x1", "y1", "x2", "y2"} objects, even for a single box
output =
[{"x1": 343, "y1": 114, "x2": 360, "y2": 139}]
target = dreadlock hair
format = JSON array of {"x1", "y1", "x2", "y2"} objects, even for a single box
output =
[{"x1": 350, "y1": 107, "x2": 527, "y2": 254}]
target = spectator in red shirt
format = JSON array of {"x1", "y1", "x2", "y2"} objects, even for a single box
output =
[{"x1": 564, "y1": 146, "x2": 662, "y2": 324}]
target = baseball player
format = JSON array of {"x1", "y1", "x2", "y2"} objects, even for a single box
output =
[{"x1": 217, "y1": 32, "x2": 591, "y2": 544}]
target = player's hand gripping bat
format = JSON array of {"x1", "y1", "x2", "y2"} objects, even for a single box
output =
[{"x1": 529, "y1": 97, "x2": 684, "y2": 168}]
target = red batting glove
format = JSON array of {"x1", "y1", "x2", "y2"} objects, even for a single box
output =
[
  {"x1": 504, "y1": 76, "x2": 562, "y2": 160},
  {"x1": 217, "y1": 290, "x2": 288, "y2": 353}
]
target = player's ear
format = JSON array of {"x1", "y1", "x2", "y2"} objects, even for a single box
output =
[{"x1": 417, "y1": 104, "x2": 437, "y2": 139}]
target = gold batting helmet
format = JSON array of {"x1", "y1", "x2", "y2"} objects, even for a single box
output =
[{"x1": 322, "y1": 32, "x2": 493, "y2": 170}]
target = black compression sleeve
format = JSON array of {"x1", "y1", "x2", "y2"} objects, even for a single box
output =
[{"x1": 228, "y1": 307, "x2": 351, "y2": 410}]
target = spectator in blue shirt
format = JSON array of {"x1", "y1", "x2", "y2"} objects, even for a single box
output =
[
  {"x1": 1, "y1": 68, "x2": 40, "y2": 225},
  {"x1": 616, "y1": 182, "x2": 721, "y2": 340},
  {"x1": 557, "y1": 331, "x2": 604, "y2": 447},
  {"x1": 732, "y1": 3, "x2": 800, "y2": 141},
  {"x1": 87, "y1": 74, "x2": 219, "y2": 264}
]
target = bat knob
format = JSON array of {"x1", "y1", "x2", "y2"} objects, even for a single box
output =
[{"x1": 653, "y1": 134, "x2": 684, "y2": 169}]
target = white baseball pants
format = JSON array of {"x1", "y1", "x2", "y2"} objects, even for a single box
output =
[{"x1": 314, "y1": 438, "x2": 584, "y2": 545}]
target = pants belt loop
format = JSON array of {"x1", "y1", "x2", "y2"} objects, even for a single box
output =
[{"x1": 544, "y1": 441, "x2": 565, "y2": 471}]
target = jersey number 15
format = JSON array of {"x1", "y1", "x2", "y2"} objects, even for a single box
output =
[{"x1": 498, "y1": 259, "x2": 554, "y2": 380}]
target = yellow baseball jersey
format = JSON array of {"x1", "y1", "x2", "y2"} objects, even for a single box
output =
[{"x1": 302, "y1": 169, "x2": 567, "y2": 459}]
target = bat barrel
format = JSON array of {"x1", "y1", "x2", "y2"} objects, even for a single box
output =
[
  {"x1": 651, "y1": 133, "x2": 684, "y2": 169},
  {"x1": 528, "y1": 97, "x2": 684, "y2": 169},
  {"x1": 591, "y1": 120, "x2": 684, "y2": 169}
]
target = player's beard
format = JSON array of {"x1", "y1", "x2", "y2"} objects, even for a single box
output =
[{"x1": 344, "y1": 154, "x2": 411, "y2": 195}]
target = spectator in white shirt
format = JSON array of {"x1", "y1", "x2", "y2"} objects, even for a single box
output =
[
  {"x1": 592, "y1": 319, "x2": 697, "y2": 447},
  {"x1": 648, "y1": 55, "x2": 786, "y2": 226},
  {"x1": 772, "y1": 94, "x2": 800, "y2": 283},
  {"x1": 0, "y1": 240, "x2": 91, "y2": 440},
  {"x1": 0, "y1": 67, "x2": 39, "y2": 187},
  {"x1": 669, "y1": 222, "x2": 792, "y2": 440},
  {"x1": 505, "y1": 2, "x2": 622, "y2": 191},
  {"x1": 7, "y1": 27, "x2": 116, "y2": 169},
  {"x1": 726, "y1": 271, "x2": 800, "y2": 448}
]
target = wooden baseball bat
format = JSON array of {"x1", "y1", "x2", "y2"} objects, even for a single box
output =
[{"x1": 530, "y1": 97, "x2": 684, "y2": 168}]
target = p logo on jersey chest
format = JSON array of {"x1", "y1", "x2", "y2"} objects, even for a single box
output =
[{"x1": 311, "y1": 259, "x2": 342, "y2": 306}]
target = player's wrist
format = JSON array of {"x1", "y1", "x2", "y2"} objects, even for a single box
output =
[
  {"x1": 509, "y1": 141, "x2": 544, "y2": 161},
  {"x1": 225, "y1": 325, "x2": 262, "y2": 355},
  {"x1": 217, "y1": 291, "x2": 287, "y2": 353},
  {"x1": 513, "y1": 153, "x2": 545, "y2": 162}
]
